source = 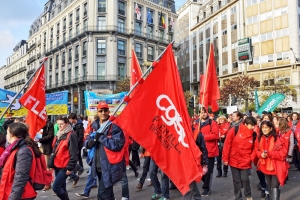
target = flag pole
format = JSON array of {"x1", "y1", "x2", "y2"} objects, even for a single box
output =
[
  {"x1": 111, "y1": 41, "x2": 175, "y2": 117},
  {"x1": 0, "y1": 58, "x2": 47, "y2": 120}
]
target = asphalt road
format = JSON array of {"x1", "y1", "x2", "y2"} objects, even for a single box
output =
[{"x1": 37, "y1": 159, "x2": 300, "y2": 200}]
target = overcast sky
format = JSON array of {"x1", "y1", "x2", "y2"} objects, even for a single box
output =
[{"x1": 0, "y1": 0, "x2": 187, "y2": 67}]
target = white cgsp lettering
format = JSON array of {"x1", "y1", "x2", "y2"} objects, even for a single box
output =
[{"x1": 156, "y1": 94, "x2": 189, "y2": 148}]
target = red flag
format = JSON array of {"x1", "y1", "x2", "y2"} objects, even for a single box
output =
[
  {"x1": 115, "y1": 44, "x2": 201, "y2": 195},
  {"x1": 19, "y1": 58, "x2": 47, "y2": 138},
  {"x1": 199, "y1": 43, "x2": 220, "y2": 112},
  {"x1": 130, "y1": 49, "x2": 142, "y2": 98}
]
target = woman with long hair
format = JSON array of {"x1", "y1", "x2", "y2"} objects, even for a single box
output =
[
  {"x1": 278, "y1": 118, "x2": 294, "y2": 163},
  {"x1": 51, "y1": 116, "x2": 78, "y2": 200},
  {"x1": 256, "y1": 121, "x2": 288, "y2": 200},
  {"x1": 0, "y1": 122, "x2": 42, "y2": 200}
]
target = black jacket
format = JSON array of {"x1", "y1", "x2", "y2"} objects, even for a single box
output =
[
  {"x1": 39, "y1": 121, "x2": 54, "y2": 155},
  {"x1": 196, "y1": 133, "x2": 209, "y2": 166},
  {"x1": 73, "y1": 120, "x2": 84, "y2": 148},
  {"x1": 10, "y1": 139, "x2": 33, "y2": 199},
  {"x1": 0, "y1": 133, "x2": 5, "y2": 148}
]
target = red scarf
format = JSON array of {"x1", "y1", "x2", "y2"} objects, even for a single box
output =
[{"x1": 259, "y1": 135, "x2": 275, "y2": 171}]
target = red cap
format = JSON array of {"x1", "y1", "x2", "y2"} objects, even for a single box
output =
[{"x1": 97, "y1": 102, "x2": 109, "y2": 110}]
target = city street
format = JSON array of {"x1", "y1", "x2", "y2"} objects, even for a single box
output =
[{"x1": 37, "y1": 159, "x2": 300, "y2": 200}]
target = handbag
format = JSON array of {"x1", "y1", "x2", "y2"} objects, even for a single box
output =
[{"x1": 47, "y1": 138, "x2": 60, "y2": 168}]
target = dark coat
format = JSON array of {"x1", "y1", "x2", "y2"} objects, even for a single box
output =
[
  {"x1": 195, "y1": 133, "x2": 209, "y2": 166},
  {"x1": 73, "y1": 120, "x2": 84, "y2": 148},
  {"x1": 10, "y1": 139, "x2": 33, "y2": 199},
  {"x1": 86, "y1": 121, "x2": 125, "y2": 188},
  {"x1": 0, "y1": 134, "x2": 5, "y2": 148},
  {"x1": 39, "y1": 121, "x2": 54, "y2": 155}
]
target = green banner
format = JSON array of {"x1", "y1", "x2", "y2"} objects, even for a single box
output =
[
  {"x1": 254, "y1": 89, "x2": 260, "y2": 112},
  {"x1": 257, "y1": 93, "x2": 285, "y2": 115}
]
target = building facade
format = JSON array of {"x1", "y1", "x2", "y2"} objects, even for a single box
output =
[
  {"x1": 4, "y1": 0, "x2": 177, "y2": 115},
  {"x1": 186, "y1": 0, "x2": 300, "y2": 111}
]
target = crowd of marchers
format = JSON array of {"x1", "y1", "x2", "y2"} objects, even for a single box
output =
[{"x1": 0, "y1": 104, "x2": 298, "y2": 200}]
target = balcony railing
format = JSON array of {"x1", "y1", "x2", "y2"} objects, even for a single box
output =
[
  {"x1": 98, "y1": 7, "x2": 106, "y2": 12},
  {"x1": 118, "y1": 9, "x2": 125, "y2": 15},
  {"x1": 27, "y1": 55, "x2": 37, "y2": 65},
  {"x1": 45, "y1": 75, "x2": 124, "y2": 89},
  {"x1": 4, "y1": 66, "x2": 27, "y2": 80},
  {"x1": 4, "y1": 79, "x2": 26, "y2": 89},
  {"x1": 28, "y1": 43, "x2": 36, "y2": 52},
  {"x1": 27, "y1": 69, "x2": 36, "y2": 79}
]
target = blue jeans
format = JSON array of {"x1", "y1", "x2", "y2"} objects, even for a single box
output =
[
  {"x1": 139, "y1": 156, "x2": 151, "y2": 185},
  {"x1": 83, "y1": 167, "x2": 97, "y2": 196},
  {"x1": 120, "y1": 170, "x2": 129, "y2": 199},
  {"x1": 150, "y1": 159, "x2": 169, "y2": 198},
  {"x1": 96, "y1": 171, "x2": 114, "y2": 200},
  {"x1": 53, "y1": 168, "x2": 68, "y2": 196}
]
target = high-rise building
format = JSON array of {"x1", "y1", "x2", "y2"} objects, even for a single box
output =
[
  {"x1": 4, "y1": 0, "x2": 177, "y2": 114},
  {"x1": 180, "y1": 0, "x2": 300, "y2": 111}
]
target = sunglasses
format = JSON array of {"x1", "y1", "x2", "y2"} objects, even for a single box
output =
[{"x1": 98, "y1": 109, "x2": 109, "y2": 113}]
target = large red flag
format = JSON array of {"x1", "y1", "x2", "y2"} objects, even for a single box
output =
[
  {"x1": 19, "y1": 58, "x2": 47, "y2": 138},
  {"x1": 115, "y1": 44, "x2": 201, "y2": 195},
  {"x1": 199, "y1": 43, "x2": 220, "y2": 112},
  {"x1": 130, "y1": 49, "x2": 143, "y2": 98}
]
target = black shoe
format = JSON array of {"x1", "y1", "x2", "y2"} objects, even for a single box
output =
[
  {"x1": 201, "y1": 189, "x2": 211, "y2": 196},
  {"x1": 216, "y1": 171, "x2": 222, "y2": 178},
  {"x1": 223, "y1": 172, "x2": 227, "y2": 177},
  {"x1": 135, "y1": 171, "x2": 139, "y2": 178},
  {"x1": 78, "y1": 168, "x2": 84, "y2": 176},
  {"x1": 261, "y1": 189, "x2": 266, "y2": 198},
  {"x1": 75, "y1": 193, "x2": 89, "y2": 199}
]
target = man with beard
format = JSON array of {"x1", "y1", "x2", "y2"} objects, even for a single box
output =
[{"x1": 194, "y1": 107, "x2": 219, "y2": 196}]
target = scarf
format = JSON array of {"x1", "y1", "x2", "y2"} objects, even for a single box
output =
[
  {"x1": 56, "y1": 124, "x2": 73, "y2": 140},
  {"x1": 231, "y1": 119, "x2": 243, "y2": 127},
  {"x1": 0, "y1": 139, "x2": 20, "y2": 168},
  {"x1": 292, "y1": 120, "x2": 298, "y2": 126}
]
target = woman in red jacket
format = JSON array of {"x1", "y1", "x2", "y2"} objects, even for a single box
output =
[
  {"x1": 222, "y1": 117, "x2": 257, "y2": 200},
  {"x1": 51, "y1": 116, "x2": 78, "y2": 200},
  {"x1": 278, "y1": 118, "x2": 294, "y2": 163},
  {"x1": 0, "y1": 122, "x2": 41, "y2": 200},
  {"x1": 256, "y1": 121, "x2": 288, "y2": 200}
]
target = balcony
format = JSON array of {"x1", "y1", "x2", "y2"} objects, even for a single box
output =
[
  {"x1": 28, "y1": 43, "x2": 36, "y2": 52},
  {"x1": 4, "y1": 66, "x2": 27, "y2": 80},
  {"x1": 147, "y1": 55, "x2": 154, "y2": 61},
  {"x1": 27, "y1": 69, "x2": 36, "y2": 79},
  {"x1": 45, "y1": 75, "x2": 122, "y2": 89},
  {"x1": 27, "y1": 55, "x2": 37, "y2": 65},
  {"x1": 37, "y1": 53, "x2": 41, "y2": 58}
]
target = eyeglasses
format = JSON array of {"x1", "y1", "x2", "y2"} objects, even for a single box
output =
[{"x1": 98, "y1": 109, "x2": 109, "y2": 113}]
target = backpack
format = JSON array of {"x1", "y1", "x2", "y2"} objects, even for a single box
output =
[{"x1": 27, "y1": 148, "x2": 52, "y2": 190}]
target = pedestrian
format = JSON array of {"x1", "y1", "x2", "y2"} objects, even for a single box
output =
[
  {"x1": 256, "y1": 120, "x2": 288, "y2": 200},
  {"x1": 135, "y1": 147, "x2": 151, "y2": 190},
  {"x1": 223, "y1": 116, "x2": 257, "y2": 200},
  {"x1": 216, "y1": 115, "x2": 230, "y2": 178},
  {"x1": 278, "y1": 118, "x2": 294, "y2": 163},
  {"x1": 85, "y1": 102, "x2": 125, "y2": 200},
  {"x1": 131, "y1": 139, "x2": 141, "y2": 168},
  {"x1": 290, "y1": 112, "x2": 300, "y2": 171},
  {"x1": 194, "y1": 107, "x2": 219, "y2": 196},
  {"x1": 36, "y1": 116, "x2": 54, "y2": 191},
  {"x1": 50, "y1": 116, "x2": 78, "y2": 200},
  {"x1": 182, "y1": 129, "x2": 208, "y2": 200},
  {"x1": 0, "y1": 122, "x2": 42, "y2": 200}
]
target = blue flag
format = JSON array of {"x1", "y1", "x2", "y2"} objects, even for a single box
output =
[{"x1": 147, "y1": 9, "x2": 153, "y2": 25}]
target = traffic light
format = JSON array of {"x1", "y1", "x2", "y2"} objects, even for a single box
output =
[{"x1": 189, "y1": 97, "x2": 194, "y2": 109}]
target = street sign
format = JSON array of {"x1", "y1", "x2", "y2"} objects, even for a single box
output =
[{"x1": 237, "y1": 38, "x2": 253, "y2": 63}]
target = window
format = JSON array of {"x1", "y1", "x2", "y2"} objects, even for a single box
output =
[
  {"x1": 57, "y1": 37, "x2": 60, "y2": 46},
  {"x1": 63, "y1": 18, "x2": 66, "y2": 29},
  {"x1": 147, "y1": 46, "x2": 154, "y2": 60},
  {"x1": 222, "y1": 29, "x2": 227, "y2": 35},
  {"x1": 118, "y1": 1, "x2": 125, "y2": 15},
  {"x1": 68, "y1": 48, "x2": 72, "y2": 62},
  {"x1": 253, "y1": 57, "x2": 259, "y2": 64},
  {"x1": 82, "y1": 63, "x2": 86, "y2": 76},
  {"x1": 74, "y1": 67, "x2": 78, "y2": 79},
  {"x1": 147, "y1": 26, "x2": 153, "y2": 39},
  {"x1": 76, "y1": 8, "x2": 80, "y2": 21},
  {"x1": 261, "y1": 32, "x2": 272, "y2": 41},
  {"x1": 252, "y1": 35, "x2": 259, "y2": 43},
  {"x1": 247, "y1": 0, "x2": 258, "y2": 7},
  {"x1": 275, "y1": 7, "x2": 287, "y2": 17},
  {"x1": 135, "y1": 21, "x2": 142, "y2": 35},
  {"x1": 247, "y1": 15, "x2": 258, "y2": 24},
  {"x1": 277, "y1": 53, "x2": 282, "y2": 61},
  {"x1": 75, "y1": 45, "x2": 79, "y2": 59},
  {"x1": 158, "y1": 30, "x2": 164, "y2": 41},
  {"x1": 231, "y1": 24, "x2": 237, "y2": 31},
  {"x1": 82, "y1": 41, "x2": 87, "y2": 56},
  {"x1": 49, "y1": 58, "x2": 53, "y2": 70},
  {"x1": 83, "y1": 3, "x2": 87, "y2": 16},
  {"x1": 168, "y1": 33, "x2": 173, "y2": 42},
  {"x1": 50, "y1": 28, "x2": 53, "y2": 38},
  {"x1": 58, "y1": 5, "x2": 61, "y2": 13},
  {"x1": 49, "y1": 75, "x2": 52, "y2": 86},
  {"x1": 97, "y1": 39, "x2": 106, "y2": 54},
  {"x1": 230, "y1": 6, "x2": 236, "y2": 15},
  {"x1": 268, "y1": 54, "x2": 273, "y2": 62},
  {"x1": 69, "y1": 13, "x2": 73, "y2": 26},
  {"x1": 118, "y1": 18, "x2": 125, "y2": 33},
  {"x1": 282, "y1": 28, "x2": 288, "y2": 37},
  {"x1": 118, "y1": 63, "x2": 125, "y2": 78},
  {"x1": 98, "y1": 0, "x2": 106, "y2": 12},
  {"x1": 69, "y1": 28, "x2": 72, "y2": 39},
  {"x1": 282, "y1": 52, "x2": 289, "y2": 60},
  {"x1": 57, "y1": 23, "x2": 60, "y2": 34},
  {"x1": 221, "y1": 12, "x2": 226, "y2": 20},
  {"x1": 135, "y1": 5, "x2": 142, "y2": 20},
  {"x1": 277, "y1": 77, "x2": 290, "y2": 85},
  {"x1": 55, "y1": 73, "x2": 59, "y2": 84},
  {"x1": 68, "y1": 69, "x2": 71, "y2": 81},
  {"x1": 158, "y1": 13, "x2": 165, "y2": 27},
  {"x1": 135, "y1": 43, "x2": 142, "y2": 58},
  {"x1": 98, "y1": 16, "x2": 106, "y2": 30},
  {"x1": 222, "y1": 64, "x2": 228, "y2": 72},
  {"x1": 62, "y1": 71, "x2": 65, "y2": 83},
  {"x1": 62, "y1": 52, "x2": 65, "y2": 65},
  {"x1": 76, "y1": 24, "x2": 79, "y2": 36},
  {"x1": 117, "y1": 40, "x2": 125, "y2": 55},
  {"x1": 83, "y1": 19, "x2": 88, "y2": 31}
]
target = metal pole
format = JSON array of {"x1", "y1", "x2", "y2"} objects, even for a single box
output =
[
  {"x1": 111, "y1": 41, "x2": 175, "y2": 116},
  {"x1": 0, "y1": 58, "x2": 47, "y2": 120}
]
